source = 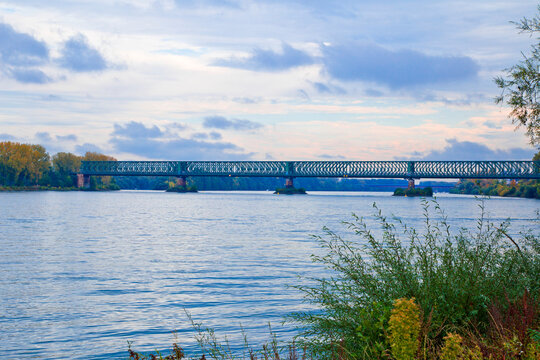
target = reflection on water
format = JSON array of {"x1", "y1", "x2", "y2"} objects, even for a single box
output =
[{"x1": 0, "y1": 191, "x2": 538, "y2": 359}]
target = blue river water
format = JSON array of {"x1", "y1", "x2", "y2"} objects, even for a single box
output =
[{"x1": 0, "y1": 191, "x2": 538, "y2": 359}]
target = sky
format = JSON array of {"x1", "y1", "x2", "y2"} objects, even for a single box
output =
[{"x1": 0, "y1": 0, "x2": 538, "y2": 161}]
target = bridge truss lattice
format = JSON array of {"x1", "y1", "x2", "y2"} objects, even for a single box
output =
[{"x1": 80, "y1": 161, "x2": 540, "y2": 180}]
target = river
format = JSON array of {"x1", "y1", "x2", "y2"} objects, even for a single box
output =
[{"x1": 0, "y1": 191, "x2": 538, "y2": 359}]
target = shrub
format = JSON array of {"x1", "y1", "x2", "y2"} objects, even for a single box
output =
[
  {"x1": 463, "y1": 290, "x2": 540, "y2": 359},
  {"x1": 439, "y1": 333, "x2": 483, "y2": 360},
  {"x1": 393, "y1": 187, "x2": 433, "y2": 197},
  {"x1": 288, "y1": 200, "x2": 539, "y2": 359},
  {"x1": 274, "y1": 187, "x2": 306, "y2": 195},
  {"x1": 388, "y1": 298, "x2": 421, "y2": 360},
  {"x1": 166, "y1": 185, "x2": 198, "y2": 193},
  {"x1": 439, "y1": 333, "x2": 464, "y2": 360}
]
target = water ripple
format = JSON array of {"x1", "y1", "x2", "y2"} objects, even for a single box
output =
[{"x1": 0, "y1": 191, "x2": 538, "y2": 359}]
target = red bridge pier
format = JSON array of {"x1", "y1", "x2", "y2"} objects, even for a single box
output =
[
  {"x1": 76, "y1": 174, "x2": 90, "y2": 188},
  {"x1": 285, "y1": 176, "x2": 294, "y2": 188},
  {"x1": 176, "y1": 176, "x2": 187, "y2": 187}
]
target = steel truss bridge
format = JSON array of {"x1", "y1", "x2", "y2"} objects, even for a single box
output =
[{"x1": 80, "y1": 160, "x2": 540, "y2": 180}]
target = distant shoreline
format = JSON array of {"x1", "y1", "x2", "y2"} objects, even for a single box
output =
[{"x1": 0, "y1": 186, "x2": 117, "y2": 192}]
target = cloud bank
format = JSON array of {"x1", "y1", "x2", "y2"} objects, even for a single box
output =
[
  {"x1": 214, "y1": 43, "x2": 314, "y2": 71},
  {"x1": 321, "y1": 43, "x2": 479, "y2": 88},
  {"x1": 0, "y1": 23, "x2": 50, "y2": 83},
  {"x1": 110, "y1": 121, "x2": 251, "y2": 160},
  {"x1": 0, "y1": 23, "x2": 112, "y2": 83},
  {"x1": 58, "y1": 34, "x2": 108, "y2": 72},
  {"x1": 214, "y1": 41, "x2": 479, "y2": 90},
  {"x1": 203, "y1": 116, "x2": 263, "y2": 131},
  {"x1": 418, "y1": 139, "x2": 536, "y2": 161},
  {"x1": 0, "y1": 23, "x2": 48, "y2": 66},
  {"x1": 113, "y1": 121, "x2": 163, "y2": 138}
]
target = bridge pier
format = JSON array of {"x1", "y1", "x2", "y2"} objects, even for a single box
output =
[
  {"x1": 176, "y1": 176, "x2": 187, "y2": 187},
  {"x1": 76, "y1": 174, "x2": 90, "y2": 188},
  {"x1": 407, "y1": 178, "x2": 415, "y2": 190},
  {"x1": 285, "y1": 176, "x2": 294, "y2": 188}
]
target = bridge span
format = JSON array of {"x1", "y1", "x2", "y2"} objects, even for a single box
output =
[{"x1": 77, "y1": 160, "x2": 540, "y2": 189}]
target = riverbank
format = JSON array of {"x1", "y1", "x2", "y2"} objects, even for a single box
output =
[
  {"x1": 450, "y1": 179, "x2": 539, "y2": 199},
  {"x1": 0, "y1": 185, "x2": 77, "y2": 191},
  {"x1": 0, "y1": 185, "x2": 120, "y2": 191}
]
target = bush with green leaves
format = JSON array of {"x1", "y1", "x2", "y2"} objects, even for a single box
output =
[
  {"x1": 288, "y1": 200, "x2": 539, "y2": 359},
  {"x1": 393, "y1": 187, "x2": 433, "y2": 197},
  {"x1": 388, "y1": 298, "x2": 421, "y2": 360}
]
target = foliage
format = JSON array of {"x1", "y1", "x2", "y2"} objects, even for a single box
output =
[
  {"x1": 450, "y1": 179, "x2": 540, "y2": 199},
  {"x1": 51, "y1": 152, "x2": 82, "y2": 187},
  {"x1": 288, "y1": 200, "x2": 539, "y2": 359},
  {"x1": 274, "y1": 187, "x2": 307, "y2": 195},
  {"x1": 128, "y1": 341, "x2": 192, "y2": 360},
  {"x1": 53, "y1": 152, "x2": 81, "y2": 174},
  {"x1": 388, "y1": 298, "x2": 421, "y2": 360},
  {"x1": 495, "y1": 6, "x2": 540, "y2": 146},
  {"x1": 0, "y1": 141, "x2": 119, "y2": 190},
  {"x1": 439, "y1": 333, "x2": 483, "y2": 360},
  {"x1": 128, "y1": 322, "x2": 311, "y2": 360},
  {"x1": 393, "y1": 187, "x2": 433, "y2": 197},
  {"x1": 0, "y1": 141, "x2": 50, "y2": 186},
  {"x1": 166, "y1": 184, "x2": 198, "y2": 193},
  {"x1": 461, "y1": 290, "x2": 540, "y2": 359},
  {"x1": 82, "y1": 151, "x2": 116, "y2": 162}
]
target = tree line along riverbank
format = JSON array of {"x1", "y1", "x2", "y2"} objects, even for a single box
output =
[
  {"x1": 449, "y1": 152, "x2": 540, "y2": 199},
  {"x1": 0, "y1": 141, "x2": 119, "y2": 191}
]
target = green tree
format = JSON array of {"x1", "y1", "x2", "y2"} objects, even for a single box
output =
[
  {"x1": 53, "y1": 152, "x2": 81, "y2": 174},
  {"x1": 27, "y1": 144, "x2": 50, "y2": 185},
  {"x1": 51, "y1": 152, "x2": 82, "y2": 187},
  {"x1": 0, "y1": 142, "x2": 50, "y2": 186},
  {"x1": 82, "y1": 151, "x2": 116, "y2": 162},
  {"x1": 495, "y1": 7, "x2": 540, "y2": 147}
]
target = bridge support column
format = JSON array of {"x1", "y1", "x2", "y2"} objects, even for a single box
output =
[
  {"x1": 407, "y1": 178, "x2": 415, "y2": 190},
  {"x1": 76, "y1": 174, "x2": 90, "y2": 188},
  {"x1": 285, "y1": 176, "x2": 294, "y2": 188},
  {"x1": 176, "y1": 176, "x2": 187, "y2": 187}
]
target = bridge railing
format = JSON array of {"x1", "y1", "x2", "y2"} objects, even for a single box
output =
[
  {"x1": 80, "y1": 160, "x2": 540, "y2": 179},
  {"x1": 185, "y1": 161, "x2": 289, "y2": 177},
  {"x1": 292, "y1": 161, "x2": 411, "y2": 177},
  {"x1": 80, "y1": 161, "x2": 179, "y2": 176},
  {"x1": 413, "y1": 161, "x2": 540, "y2": 179}
]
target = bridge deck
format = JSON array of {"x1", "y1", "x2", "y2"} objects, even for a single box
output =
[{"x1": 80, "y1": 161, "x2": 540, "y2": 179}]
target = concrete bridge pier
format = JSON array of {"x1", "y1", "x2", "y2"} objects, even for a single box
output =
[
  {"x1": 407, "y1": 178, "x2": 415, "y2": 190},
  {"x1": 76, "y1": 174, "x2": 90, "y2": 188},
  {"x1": 176, "y1": 176, "x2": 187, "y2": 187},
  {"x1": 285, "y1": 176, "x2": 294, "y2": 188}
]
